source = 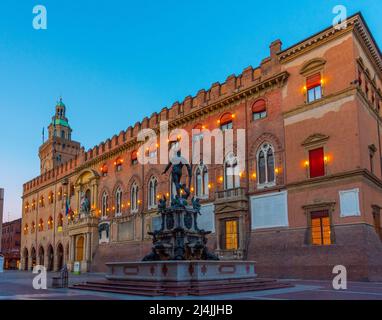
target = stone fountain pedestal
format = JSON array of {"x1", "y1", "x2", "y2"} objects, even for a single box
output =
[
  {"x1": 106, "y1": 260, "x2": 257, "y2": 282},
  {"x1": 71, "y1": 201, "x2": 292, "y2": 296}
]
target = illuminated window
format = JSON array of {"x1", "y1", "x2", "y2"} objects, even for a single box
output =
[
  {"x1": 38, "y1": 219, "x2": 44, "y2": 232},
  {"x1": 114, "y1": 157, "x2": 123, "y2": 172},
  {"x1": 306, "y1": 73, "x2": 322, "y2": 103},
  {"x1": 257, "y1": 143, "x2": 275, "y2": 187},
  {"x1": 47, "y1": 216, "x2": 53, "y2": 230},
  {"x1": 48, "y1": 192, "x2": 54, "y2": 204},
  {"x1": 24, "y1": 224, "x2": 29, "y2": 235},
  {"x1": 100, "y1": 164, "x2": 108, "y2": 177},
  {"x1": 148, "y1": 177, "x2": 158, "y2": 209},
  {"x1": 223, "y1": 219, "x2": 239, "y2": 250},
  {"x1": 131, "y1": 150, "x2": 138, "y2": 165},
  {"x1": 39, "y1": 196, "x2": 45, "y2": 207},
  {"x1": 25, "y1": 202, "x2": 30, "y2": 213},
  {"x1": 31, "y1": 222, "x2": 36, "y2": 233},
  {"x1": 252, "y1": 99, "x2": 267, "y2": 120},
  {"x1": 115, "y1": 187, "x2": 123, "y2": 215},
  {"x1": 219, "y1": 113, "x2": 233, "y2": 131},
  {"x1": 58, "y1": 188, "x2": 63, "y2": 201},
  {"x1": 308, "y1": 147, "x2": 325, "y2": 178},
  {"x1": 311, "y1": 211, "x2": 331, "y2": 245},
  {"x1": 58, "y1": 214, "x2": 64, "y2": 228}
]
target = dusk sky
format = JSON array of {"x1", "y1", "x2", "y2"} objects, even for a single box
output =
[{"x1": 0, "y1": 0, "x2": 381, "y2": 222}]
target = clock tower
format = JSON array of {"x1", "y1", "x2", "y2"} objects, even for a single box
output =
[{"x1": 39, "y1": 98, "x2": 81, "y2": 173}]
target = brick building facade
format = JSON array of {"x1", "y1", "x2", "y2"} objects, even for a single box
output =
[
  {"x1": 1, "y1": 218, "x2": 21, "y2": 269},
  {"x1": 21, "y1": 13, "x2": 382, "y2": 280},
  {"x1": 0, "y1": 188, "x2": 3, "y2": 254}
]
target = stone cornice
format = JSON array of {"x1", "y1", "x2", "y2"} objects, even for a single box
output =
[
  {"x1": 287, "y1": 168, "x2": 382, "y2": 191},
  {"x1": 279, "y1": 13, "x2": 382, "y2": 77},
  {"x1": 283, "y1": 86, "x2": 357, "y2": 119},
  {"x1": 278, "y1": 16, "x2": 356, "y2": 64}
]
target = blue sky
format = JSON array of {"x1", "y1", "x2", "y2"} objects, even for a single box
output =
[{"x1": 0, "y1": 0, "x2": 381, "y2": 222}]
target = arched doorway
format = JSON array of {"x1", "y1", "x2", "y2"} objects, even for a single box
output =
[
  {"x1": 65, "y1": 243, "x2": 69, "y2": 262},
  {"x1": 47, "y1": 245, "x2": 54, "y2": 271},
  {"x1": 31, "y1": 247, "x2": 36, "y2": 270},
  {"x1": 76, "y1": 236, "x2": 84, "y2": 261},
  {"x1": 56, "y1": 243, "x2": 64, "y2": 271},
  {"x1": 23, "y1": 248, "x2": 29, "y2": 271},
  {"x1": 38, "y1": 246, "x2": 45, "y2": 266}
]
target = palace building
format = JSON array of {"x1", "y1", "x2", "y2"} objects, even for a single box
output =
[{"x1": 21, "y1": 13, "x2": 382, "y2": 280}]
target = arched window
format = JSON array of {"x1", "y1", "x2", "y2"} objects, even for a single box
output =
[
  {"x1": 131, "y1": 150, "x2": 138, "y2": 165},
  {"x1": 48, "y1": 191, "x2": 54, "y2": 204},
  {"x1": 57, "y1": 214, "x2": 64, "y2": 228},
  {"x1": 58, "y1": 187, "x2": 63, "y2": 201},
  {"x1": 114, "y1": 157, "x2": 123, "y2": 172},
  {"x1": 32, "y1": 199, "x2": 36, "y2": 211},
  {"x1": 38, "y1": 219, "x2": 44, "y2": 232},
  {"x1": 252, "y1": 99, "x2": 267, "y2": 120},
  {"x1": 131, "y1": 182, "x2": 139, "y2": 213},
  {"x1": 25, "y1": 202, "x2": 29, "y2": 213},
  {"x1": 101, "y1": 192, "x2": 109, "y2": 217},
  {"x1": 24, "y1": 224, "x2": 29, "y2": 235},
  {"x1": 224, "y1": 153, "x2": 240, "y2": 189},
  {"x1": 257, "y1": 143, "x2": 275, "y2": 187},
  {"x1": 61, "y1": 130, "x2": 65, "y2": 139},
  {"x1": 219, "y1": 112, "x2": 234, "y2": 131},
  {"x1": 31, "y1": 221, "x2": 36, "y2": 233},
  {"x1": 47, "y1": 216, "x2": 53, "y2": 230},
  {"x1": 115, "y1": 187, "x2": 123, "y2": 215},
  {"x1": 195, "y1": 164, "x2": 209, "y2": 197},
  {"x1": 70, "y1": 184, "x2": 75, "y2": 197},
  {"x1": 100, "y1": 164, "x2": 108, "y2": 177},
  {"x1": 148, "y1": 177, "x2": 158, "y2": 209},
  {"x1": 39, "y1": 196, "x2": 45, "y2": 207}
]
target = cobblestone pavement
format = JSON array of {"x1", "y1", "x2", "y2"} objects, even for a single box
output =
[{"x1": 1, "y1": 271, "x2": 382, "y2": 300}]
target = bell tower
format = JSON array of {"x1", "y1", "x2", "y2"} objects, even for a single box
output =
[{"x1": 39, "y1": 98, "x2": 81, "y2": 173}]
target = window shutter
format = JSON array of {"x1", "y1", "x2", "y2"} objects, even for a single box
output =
[
  {"x1": 252, "y1": 100, "x2": 266, "y2": 113},
  {"x1": 220, "y1": 113, "x2": 233, "y2": 125},
  {"x1": 306, "y1": 73, "x2": 321, "y2": 90},
  {"x1": 309, "y1": 147, "x2": 325, "y2": 178}
]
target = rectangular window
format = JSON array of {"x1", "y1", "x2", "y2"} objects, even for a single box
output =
[
  {"x1": 224, "y1": 219, "x2": 238, "y2": 250},
  {"x1": 309, "y1": 147, "x2": 325, "y2": 178},
  {"x1": 373, "y1": 211, "x2": 382, "y2": 241},
  {"x1": 306, "y1": 73, "x2": 322, "y2": 103},
  {"x1": 311, "y1": 211, "x2": 331, "y2": 245}
]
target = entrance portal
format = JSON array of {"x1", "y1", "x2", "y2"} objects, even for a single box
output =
[{"x1": 76, "y1": 236, "x2": 84, "y2": 261}]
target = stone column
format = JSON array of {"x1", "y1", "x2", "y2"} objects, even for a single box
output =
[
  {"x1": 28, "y1": 255, "x2": 33, "y2": 271},
  {"x1": 44, "y1": 251, "x2": 49, "y2": 270},
  {"x1": 70, "y1": 236, "x2": 75, "y2": 261}
]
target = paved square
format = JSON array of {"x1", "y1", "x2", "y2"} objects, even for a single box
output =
[{"x1": 1, "y1": 271, "x2": 382, "y2": 300}]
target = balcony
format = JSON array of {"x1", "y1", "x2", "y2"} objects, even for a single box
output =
[{"x1": 215, "y1": 187, "x2": 247, "y2": 203}]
